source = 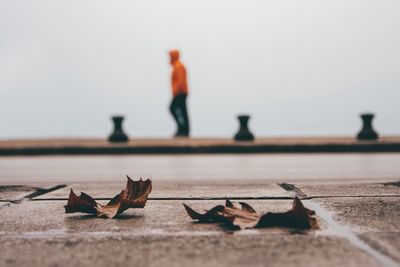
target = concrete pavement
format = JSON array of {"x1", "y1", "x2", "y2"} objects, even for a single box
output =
[
  {"x1": 1, "y1": 179, "x2": 399, "y2": 267},
  {"x1": 1, "y1": 154, "x2": 400, "y2": 266}
]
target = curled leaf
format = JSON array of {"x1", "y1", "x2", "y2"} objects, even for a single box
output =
[
  {"x1": 184, "y1": 197, "x2": 318, "y2": 230},
  {"x1": 64, "y1": 176, "x2": 152, "y2": 219},
  {"x1": 220, "y1": 202, "x2": 260, "y2": 229},
  {"x1": 183, "y1": 203, "x2": 225, "y2": 222},
  {"x1": 249, "y1": 197, "x2": 318, "y2": 230},
  {"x1": 64, "y1": 190, "x2": 98, "y2": 214}
]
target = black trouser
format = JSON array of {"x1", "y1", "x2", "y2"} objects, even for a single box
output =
[{"x1": 169, "y1": 93, "x2": 190, "y2": 136}]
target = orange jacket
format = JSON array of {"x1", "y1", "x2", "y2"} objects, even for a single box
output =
[{"x1": 170, "y1": 50, "x2": 188, "y2": 97}]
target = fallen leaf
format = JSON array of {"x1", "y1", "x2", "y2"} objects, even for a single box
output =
[
  {"x1": 64, "y1": 191, "x2": 98, "y2": 215},
  {"x1": 220, "y1": 200, "x2": 261, "y2": 229},
  {"x1": 183, "y1": 197, "x2": 318, "y2": 230},
  {"x1": 183, "y1": 203, "x2": 225, "y2": 222},
  {"x1": 64, "y1": 176, "x2": 152, "y2": 218},
  {"x1": 229, "y1": 197, "x2": 318, "y2": 229}
]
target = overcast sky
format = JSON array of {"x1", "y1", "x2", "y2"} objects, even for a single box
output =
[{"x1": 1, "y1": 0, "x2": 399, "y2": 139}]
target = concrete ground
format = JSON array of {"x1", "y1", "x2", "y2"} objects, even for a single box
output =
[{"x1": 0, "y1": 154, "x2": 399, "y2": 267}]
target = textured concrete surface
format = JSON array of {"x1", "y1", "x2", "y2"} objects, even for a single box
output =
[
  {"x1": 0, "y1": 184, "x2": 399, "y2": 266},
  {"x1": 313, "y1": 196, "x2": 400, "y2": 262},
  {"x1": 360, "y1": 233, "x2": 400, "y2": 262},
  {"x1": 1, "y1": 154, "x2": 400, "y2": 267},
  {"x1": 0, "y1": 235, "x2": 379, "y2": 267},
  {"x1": 0, "y1": 199, "x2": 384, "y2": 267},
  {"x1": 295, "y1": 181, "x2": 400, "y2": 197},
  {"x1": 292, "y1": 181, "x2": 400, "y2": 264},
  {"x1": 313, "y1": 197, "x2": 400, "y2": 232}
]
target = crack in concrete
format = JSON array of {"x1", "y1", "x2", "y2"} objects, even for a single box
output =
[
  {"x1": 0, "y1": 185, "x2": 43, "y2": 192},
  {"x1": 3, "y1": 185, "x2": 67, "y2": 205},
  {"x1": 278, "y1": 183, "x2": 308, "y2": 198},
  {"x1": 0, "y1": 202, "x2": 11, "y2": 209}
]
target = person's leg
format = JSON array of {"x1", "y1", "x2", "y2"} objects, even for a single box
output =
[
  {"x1": 179, "y1": 94, "x2": 190, "y2": 136},
  {"x1": 169, "y1": 97, "x2": 182, "y2": 135},
  {"x1": 174, "y1": 95, "x2": 187, "y2": 136}
]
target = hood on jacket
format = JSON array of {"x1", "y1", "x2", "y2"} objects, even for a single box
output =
[{"x1": 169, "y1": 50, "x2": 180, "y2": 64}]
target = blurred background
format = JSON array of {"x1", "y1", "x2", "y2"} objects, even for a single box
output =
[{"x1": 1, "y1": 0, "x2": 399, "y2": 139}]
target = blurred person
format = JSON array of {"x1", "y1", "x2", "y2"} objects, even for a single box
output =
[{"x1": 169, "y1": 50, "x2": 190, "y2": 137}]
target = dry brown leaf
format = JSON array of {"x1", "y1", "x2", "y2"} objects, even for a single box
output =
[
  {"x1": 220, "y1": 200, "x2": 261, "y2": 229},
  {"x1": 183, "y1": 203, "x2": 225, "y2": 222},
  {"x1": 64, "y1": 176, "x2": 152, "y2": 219},
  {"x1": 184, "y1": 197, "x2": 318, "y2": 230}
]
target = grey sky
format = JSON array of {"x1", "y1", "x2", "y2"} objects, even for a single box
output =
[{"x1": 1, "y1": 0, "x2": 399, "y2": 138}]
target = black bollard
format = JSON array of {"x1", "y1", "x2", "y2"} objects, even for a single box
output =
[
  {"x1": 357, "y1": 113, "x2": 379, "y2": 140},
  {"x1": 234, "y1": 115, "x2": 255, "y2": 141},
  {"x1": 108, "y1": 116, "x2": 129, "y2": 143}
]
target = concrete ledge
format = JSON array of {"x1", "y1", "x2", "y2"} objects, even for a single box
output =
[{"x1": 1, "y1": 136, "x2": 400, "y2": 155}]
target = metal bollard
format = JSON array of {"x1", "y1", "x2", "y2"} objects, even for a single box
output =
[
  {"x1": 108, "y1": 116, "x2": 129, "y2": 143},
  {"x1": 357, "y1": 113, "x2": 379, "y2": 140},
  {"x1": 234, "y1": 115, "x2": 255, "y2": 141}
]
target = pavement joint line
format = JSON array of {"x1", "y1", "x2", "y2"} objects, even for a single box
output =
[
  {"x1": 28, "y1": 195, "x2": 400, "y2": 201},
  {"x1": 31, "y1": 196, "x2": 297, "y2": 201},
  {"x1": 311, "y1": 195, "x2": 400, "y2": 199},
  {"x1": 279, "y1": 183, "x2": 400, "y2": 267}
]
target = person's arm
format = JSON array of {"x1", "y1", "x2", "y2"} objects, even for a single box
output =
[{"x1": 171, "y1": 65, "x2": 186, "y2": 96}]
